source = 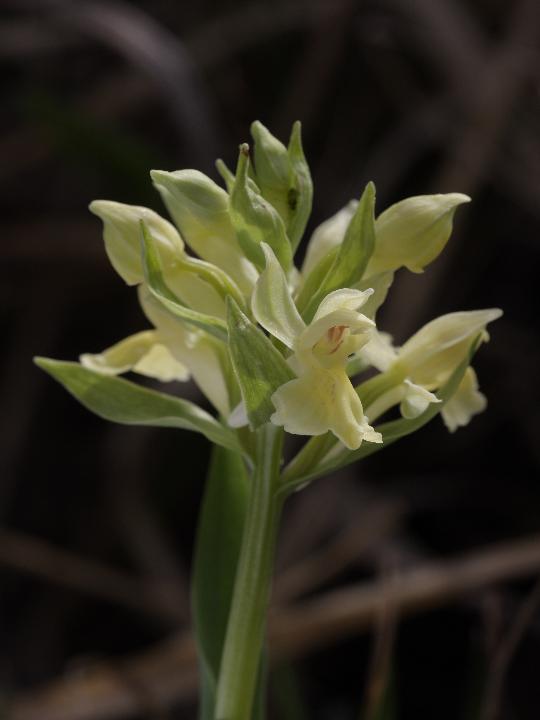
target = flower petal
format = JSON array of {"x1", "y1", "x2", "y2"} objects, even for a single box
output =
[
  {"x1": 441, "y1": 366, "x2": 487, "y2": 432},
  {"x1": 298, "y1": 291, "x2": 375, "y2": 358},
  {"x1": 271, "y1": 367, "x2": 382, "y2": 450},
  {"x1": 354, "y1": 271, "x2": 394, "y2": 320},
  {"x1": 80, "y1": 330, "x2": 190, "y2": 383},
  {"x1": 313, "y1": 287, "x2": 374, "y2": 320},
  {"x1": 400, "y1": 380, "x2": 441, "y2": 419},
  {"x1": 359, "y1": 330, "x2": 398, "y2": 372},
  {"x1": 167, "y1": 269, "x2": 227, "y2": 319},
  {"x1": 399, "y1": 309, "x2": 502, "y2": 386}
]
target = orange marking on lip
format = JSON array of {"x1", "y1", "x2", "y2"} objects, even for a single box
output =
[
  {"x1": 327, "y1": 325, "x2": 346, "y2": 342},
  {"x1": 325, "y1": 325, "x2": 347, "y2": 353},
  {"x1": 328, "y1": 339, "x2": 344, "y2": 355}
]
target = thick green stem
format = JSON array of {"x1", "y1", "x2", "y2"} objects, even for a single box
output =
[{"x1": 214, "y1": 424, "x2": 284, "y2": 720}]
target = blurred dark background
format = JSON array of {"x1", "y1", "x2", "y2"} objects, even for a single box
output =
[{"x1": 1, "y1": 1, "x2": 540, "y2": 719}]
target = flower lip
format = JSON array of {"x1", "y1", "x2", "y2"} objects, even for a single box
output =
[
  {"x1": 298, "y1": 307, "x2": 375, "y2": 356},
  {"x1": 297, "y1": 310, "x2": 375, "y2": 373}
]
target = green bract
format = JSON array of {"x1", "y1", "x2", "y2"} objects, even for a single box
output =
[
  {"x1": 230, "y1": 144, "x2": 293, "y2": 273},
  {"x1": 297, "y1": 181, "x2": 376, "y2": 321},
  {"x1": 35, "y1": 358, "x2": 241, "y2": 453},
  {"x1": 226, "y1": 297, "x2": 295, "y2": 430}
]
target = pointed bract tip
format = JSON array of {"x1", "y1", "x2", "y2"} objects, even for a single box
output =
[
  {"x1": 259, "y1": 241, "x2": 276, "y2": 266},
  {"x1": 234, "y1": 145, "x2": 251, "y2": 180},
  {"x1": 291, "y1": 120, "x2": 302, "y2": 137},
  {"x1": 288, "y1": 121, "x2": 303, "y2": 150},
  {"x1": 149, "y1": 169, "x2": 171, "y2": 187},
  {"x1": 33, "y1": 356, "x2": 60, "y2": 374},
  {"x1": 225, "y1": 295, "x2": 245, "y2": 326}
]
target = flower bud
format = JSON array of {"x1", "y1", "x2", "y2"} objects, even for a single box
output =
[
  {"x1": 89, "y1": 200, "x2": 183, "y2": 285},
  {"x1": 368, "y1": 193, "x2": 471, "y2": 274},
  {"x1": 250, "y1": 120, "x2": 313, "y2": 251},
  {"x1": 251, "y1": 121, "x2": 290, "y2": 221},
  {"x1": 151, "y1": 168, "x2": 257, "y2": 294}
]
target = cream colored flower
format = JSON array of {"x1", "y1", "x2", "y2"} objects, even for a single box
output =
[
  {"x1": 360, "y1": 309, "x2": 502, "y2": 425},
  {"x1": 300, "y1": 192, "x2": 470, "y2": 282},
  {"x1": 90, "y1": 199, "x2": 237, "y2": 320},
  {"x1": 252, "y1": 244, "x2": 382, "y2": 449},
  {"x1": 81, "y1": 287, "x2": 230, "y2": 416}
]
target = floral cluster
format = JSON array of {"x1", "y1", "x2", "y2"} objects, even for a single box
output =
[{"x1": 79, "y1": 122, "x2": 501, "y2": 454}]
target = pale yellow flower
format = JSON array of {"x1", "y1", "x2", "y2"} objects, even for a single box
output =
[
  {"x1": 252, "y1": 244, "x2": 382, "y2": 449},
  {"x1": 360, "y1": 309, "x2": 502, "y2": 425},
  {"x1": 82, "y1": 287, "x2": 230, "y2": 416}
]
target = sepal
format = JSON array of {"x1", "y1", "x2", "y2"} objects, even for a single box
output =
[
  {"x1": 398, "y1": 308, "x2": 502, "y2": 386},
  {"x1": 151, "y1": 168, "x2": 257, "y2": 294}
]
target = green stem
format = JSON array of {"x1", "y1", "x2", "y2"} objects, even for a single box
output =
[{"x1": 214, "y1": 424, "x2": 284, "y2": 720}]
